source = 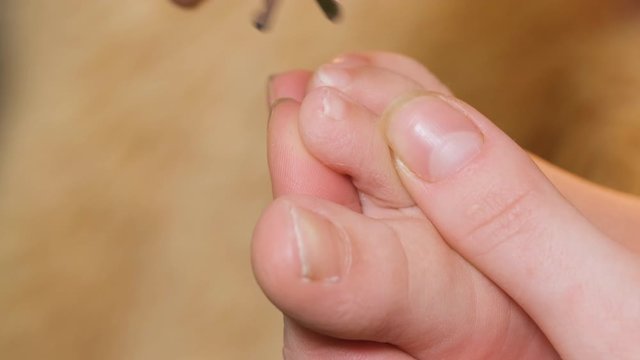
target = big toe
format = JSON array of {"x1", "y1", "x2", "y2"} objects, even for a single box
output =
[
  {"x1": 251, "y1": 195, "x2": 554, "y2": 359},
  {"x1": 251, "y1": 195, "x2": 475, "y2": 357}
]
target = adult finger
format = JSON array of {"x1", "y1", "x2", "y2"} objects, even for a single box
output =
[{"x1": 383, "y1": 93, "x2": 640, "y2": 359}]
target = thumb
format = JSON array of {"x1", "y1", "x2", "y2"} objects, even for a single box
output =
[{"x1": 383, "y1": 93, "x2": 640, "y2": 359}]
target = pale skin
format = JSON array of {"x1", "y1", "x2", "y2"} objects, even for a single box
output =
[{"x1": 251, "y1": 52, "x2": 640, "y2": 359}]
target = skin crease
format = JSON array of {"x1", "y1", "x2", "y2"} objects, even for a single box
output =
[{"x1": 256, "y1": 53, "x2": 640, "y2": 359}]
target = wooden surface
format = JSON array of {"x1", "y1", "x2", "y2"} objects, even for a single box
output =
[{"x1": 1, "y1": 1, "x2": 639, "y2": 359}]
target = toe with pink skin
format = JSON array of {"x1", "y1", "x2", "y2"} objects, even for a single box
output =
[
  {"x1": 328, "y1": 52, "x2": 452, "y2": 94},
  {"x1": 268, "y1": 70, "x2": 313, "y2": 106},
  {"x1": 267, "y1": 99, "x2": 361, "y2": 210},
  {"x1": 252, "y1": 195, "x2": 411, "y2": 340},
  {"x1": 299, "y1": 87, "x2": 414, "y2": 208},
  {"x1": 309, "y1": 64, "x2": 425, "y2": 114}
]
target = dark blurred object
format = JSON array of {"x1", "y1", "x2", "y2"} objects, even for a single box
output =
[
  {"x1": 170, "y1": 0, "x2": 341, "y2": 31},
  {"x1": 254, "y1": 0, "x2": 342, "y2": 31},
  {"x1": 316, "y1": 0, "x2": 341, "y2": 22},
  {"x1": 0, "y1": 1, "x2": 7, "y2": 130},
  {"x1": 171, "y1": 0, "x2": 203, "y2": 8},
  {"x1": 253, "y1": 0, "x2": 277, "y2": 31}
]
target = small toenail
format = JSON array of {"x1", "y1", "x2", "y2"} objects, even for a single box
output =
[
  {"x1": 321, "y1": 89, "x2": 347, "y2": 121},
  {"x1": 314, "y1": 65, "x2": 351, "y2": 88},
  {"x1": 290, "y1": 206, "x2": 350, "y2": 283}
]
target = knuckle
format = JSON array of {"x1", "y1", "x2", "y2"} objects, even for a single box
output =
[{"x1": 461, "y1": 185, "x2": 546, "y2": 260}]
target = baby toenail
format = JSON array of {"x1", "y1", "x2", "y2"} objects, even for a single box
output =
[
  {"x1": 290, "y1": 206, "x2": 350, "y2": 283},
  {"x1": 321, "y1": 89, "x2": 347, "y2": 121},
  {"x1": 314, "y1": 65, "x2": 351, "y2": 88}
]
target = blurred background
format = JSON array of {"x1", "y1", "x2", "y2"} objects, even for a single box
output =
[{"x1": 1, "y1": 0, "x2": 639, "y2": 359}]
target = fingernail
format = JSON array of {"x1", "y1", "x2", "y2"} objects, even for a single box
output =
[
  {"x1": 386, "y1": 95, "x2": 484, "y2": 182},
  {"x1": 313, "y1": 65, "x2": 351, "y2": 88},
  {"x1": 290, "y1": 206, "x2": 350, "y2": 283},
  {"x1": 320, "y1": 88, "x2": 347, "y2": 121}
]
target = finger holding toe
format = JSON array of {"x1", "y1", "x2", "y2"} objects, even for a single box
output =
[
  {"x1": 383, "y1": 92, "x2": 640, "y2": 358},
  {"x1": 317, "y1": 53, "x2": 640, "y2": 251}
]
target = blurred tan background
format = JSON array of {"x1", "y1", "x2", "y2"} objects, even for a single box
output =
[{"x1": 1, "y1": 0, "x2": 639, "y2": 359}]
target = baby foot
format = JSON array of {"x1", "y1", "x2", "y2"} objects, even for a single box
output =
[
  {"x1": 255, "y1": 51, "x2": 640, "y2": 359},
  {"x1": 255, "y1": 53, "x2": 559, "y2": 359}
]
